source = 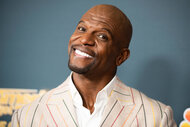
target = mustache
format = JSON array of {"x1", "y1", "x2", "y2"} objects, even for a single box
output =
[{"x1": 70, "y1": 44, "x2": 96, "y2": 57}]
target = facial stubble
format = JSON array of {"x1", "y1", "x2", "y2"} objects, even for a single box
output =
[{"x1": 68, "y1": 49, "x2": 96, "y2": 74}]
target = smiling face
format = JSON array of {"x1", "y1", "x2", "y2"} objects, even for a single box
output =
[{"x1": 68, "y1": 5, "x2": 132, "y2": 76}]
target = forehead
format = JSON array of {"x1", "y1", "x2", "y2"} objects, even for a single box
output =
[
  {"x1": 80, "y1": 13, "x2": 114, "y2": 30},
  {"x1": 81, "y1": 5, "x2": 125, "y2": 31}
]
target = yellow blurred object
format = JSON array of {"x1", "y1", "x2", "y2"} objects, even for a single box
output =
[
  {"x1": 0, "y1": 105, "x2": 12, "y2": 116},
  {"x1": 0, "y1": 88, "x2": 47, "y2": 125},
  {"x1": 0, "y1": 121, "x2": 7, "y2": 127},
  {"x1": 180, "y1": 121, "x2": 190, "y2": 127},
  {"x1": 0, "y1": 94, "x2": 9, "y2": 105}
]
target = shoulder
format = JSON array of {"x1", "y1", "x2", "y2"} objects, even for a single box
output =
[
  {"x1": 115, "y1": 76, "x2": 169, "y2": 108},
  {"x1": 13, "y1": 88, "x2": 53, "y2": 120},
  {"x1": 115, "y1": 77, "x2": 176, "y2": 126},
  {"x1": 13, "y1": 78, "x2": 70, "y2": 121}
]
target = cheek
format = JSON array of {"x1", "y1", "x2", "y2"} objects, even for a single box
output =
[
  {"x1": 105, "y1": 46, "x2": 118, "y2": 62},
  {"x1": 98, "y1": 45, "x2": 114, "y2": 61},
  {"x1": 68, "y1": 40, "x2": 72, "y2": 55},
  {"x1": 68, "y1": 34, "x2": 80, "y2": 54},
  {"x1": 70, "y1": 32, "x2": 81, "y2": 42}
]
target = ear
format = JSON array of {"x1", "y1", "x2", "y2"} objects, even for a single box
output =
[{"x1": 116, "y1": 48, "x2": 130, "y2": 66}]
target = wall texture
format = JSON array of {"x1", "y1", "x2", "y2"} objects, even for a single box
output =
[{"x1": 1, "y1": 0, "x2": 190, "y2": 125}]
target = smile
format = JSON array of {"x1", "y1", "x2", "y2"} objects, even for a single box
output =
[{"x1": 75, "y1": 49, "x2": 93, "y2": 58}]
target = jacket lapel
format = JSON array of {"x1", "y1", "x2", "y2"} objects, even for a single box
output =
[
  {"x1": 44, "y1": 76, "x2": 142, "y2": 127},
  {"x1": 100, "y1": 77, "x2": 142, "y2": 127},
  {"x1": 46, "y1": 78, "x2": 79, "y2": 127}
]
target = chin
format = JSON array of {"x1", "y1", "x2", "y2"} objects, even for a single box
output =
[
  {"x1": 68, "y1": 64, "x2": 89, "y2": 74},
  {"x1": 68, "y1": 60, "x2": 96, "y2": 74}
]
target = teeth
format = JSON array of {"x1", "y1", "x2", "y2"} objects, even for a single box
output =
[{"x1": 75, "y1": 49, "x2": 93, "y2": 58}]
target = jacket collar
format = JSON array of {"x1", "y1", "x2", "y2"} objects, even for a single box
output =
[
  {"x1": 100, "y1": 77, "x2": 143, "y2": 127},
  {"x1": 46, "y1": 76, "x2": 142, "y2": 127}
]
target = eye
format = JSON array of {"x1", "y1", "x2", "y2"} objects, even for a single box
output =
[
  {"x1": 97, "y1": 34, "x2": 108, "y2": 41},
  {"x1": 77, "y1": 26, "x2": 86, "y2": 32}
]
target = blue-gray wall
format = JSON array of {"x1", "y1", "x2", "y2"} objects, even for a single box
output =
[{"x1": 1, "y1": 0, "x2": 189, "y2": 125}]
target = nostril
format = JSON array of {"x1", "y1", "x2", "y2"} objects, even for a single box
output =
[{"x1": 83, "y1": 42, "x2": 95, "y2": 46}]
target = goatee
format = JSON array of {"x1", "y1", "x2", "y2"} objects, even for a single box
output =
[{"x1": 68, "y1": 59, "x2": 96, "y2": 74}]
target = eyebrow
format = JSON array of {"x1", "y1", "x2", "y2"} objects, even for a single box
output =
[
  {"x1": 77, "y1": 20, "x2": 85, "y2": 25},
  {"x1": 101, "y1": 28, "x2": 113, "y2": 39}
]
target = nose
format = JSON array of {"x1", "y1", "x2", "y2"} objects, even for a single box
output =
[{"x1": 80, "y1": 33, "x2": 95, "y2": 46}]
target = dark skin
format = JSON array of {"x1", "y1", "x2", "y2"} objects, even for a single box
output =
[{"x1": 68, "y1": 4, "x2": 132, "y2": 114}]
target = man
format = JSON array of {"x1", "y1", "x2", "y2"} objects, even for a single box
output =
[{"x1": 11, "y1": 4, "x2": 177, "y2": 127}]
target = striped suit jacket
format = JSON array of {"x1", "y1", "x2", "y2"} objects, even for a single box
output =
[{"x1": 11, "y1": 76, "x2": 177, "y2": 127}]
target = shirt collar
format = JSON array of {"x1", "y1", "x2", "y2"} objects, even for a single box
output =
[{"x1": 69, "y1": 72, "x2": 116, "y2": 106}]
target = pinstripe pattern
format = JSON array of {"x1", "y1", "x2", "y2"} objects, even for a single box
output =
[
  {"x1": 149, "y1": 99, "x2": 156, "y2": 127},
  {"x1": 122, "y1": 104, "x2": 136, "y2": 127},
  {"x1": 46, "y1": 104, "x2": 58, "y2": 127},
  {"x1": 157, "y1": 101, "x2": 163, "y2": 127},
  {"x1": 157, "y1": 101, "x2": 163, "y2": 118},
  {"x1": 111, "y1": 106, "x2": 125, "y2": 127},
  {"x1": 11, "y1": 76, "x2": 177, "y2": 127},
  {"x1": 113, "y1": 90, "x2": 130, "y2": 96},
  {"x1": 31, "y1": 95, "x2": 44, "y2": 127},
  {"x1": 139, "y1": 91, "x2": 147, "y2": 127},
  {"x1": 100, "y1": 100, "x2": 118, "y2": 127},
  {"x1": 38, "y1": 114, "x2": 43, "y2": 127},
  {"x1": 130, "y1": 88, "x2": 135, "y2": 103},
  {"x1": 19, "y1": 106, "x2": 24, "y2": 123},
  {"x1": 136, "y1": 116, "x2": 139, "y2": 127},
  {"x1": 164, "y1": 112, "x2": 169, "y2": 127},
  {"x1": 55, "y1": 105, "x2": 68, "y2": 127},
  {"x1": 62, "y1": 99, "x2": 78, "y2": 127},
  {"x1": 24, "y1": 103, "x2": 32, "y2": 127},
  {"x1": 120, "y1": 88, "x2": 136, "y2": 127},
  {"x1": 117, "y1": 98, "x2": 131, "y2": 102},
  {"x1": 30, "y1": 103, "x2": 40, "y2": 127},
  {"x1": 12, "y1": 110, "x2": 19, "y2": 127}
]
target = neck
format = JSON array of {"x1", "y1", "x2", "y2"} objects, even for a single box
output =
[{"x1": 72, "y1": 71, "x2": 116, "y2": 113}]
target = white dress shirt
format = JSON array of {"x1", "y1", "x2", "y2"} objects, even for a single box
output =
[{"x1": 69, "y1": 73, "x2": 116, "y2": 127}]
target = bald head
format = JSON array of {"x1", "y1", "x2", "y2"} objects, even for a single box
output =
[
  {"x1": 82, "y1": 4, "x2": 132, "y2": 49},
  {"x1": 68, "y1": 4, "x2": 132, "y2": 72}
]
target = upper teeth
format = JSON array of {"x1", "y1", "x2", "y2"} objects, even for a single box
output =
[{"x1": 75, "y1": 49, "x2": 93, "y2": 58}]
